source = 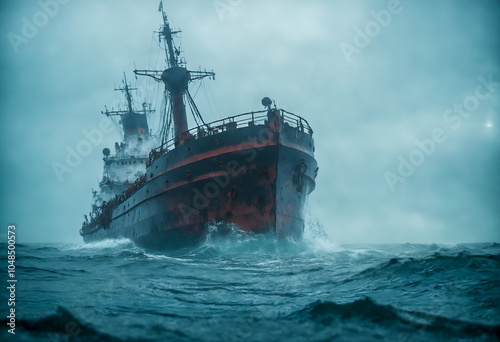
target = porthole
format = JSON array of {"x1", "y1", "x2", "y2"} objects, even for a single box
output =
[
  {"x1": 188, "y1": 146, "x2": 192, "y2": 152},
  {"x1": 214, "y1": 140, "x2": 218, "y2": 145},
  {"x1": 219, "y1": 161, "x2": 223, "y2": 168},
  {"x1": 150, "y1": 173, "x2": 153, "y2": 179}
]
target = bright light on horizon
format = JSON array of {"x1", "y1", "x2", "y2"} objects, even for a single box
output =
[{"x1": 486, "y1": 122, "x2": 493, "y2": 128}]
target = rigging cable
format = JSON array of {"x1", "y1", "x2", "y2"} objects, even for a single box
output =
[
  {"x1": 186, "y1": 92, "x2": 201, "y2": 127},
  {"x1": 164, "y1": 96, "x2": 173, "y2": 144},
  {"x1": 206, "y1": 81, "x2": 221, "y2": 118},
  {"x1": 156, "y1": 92, "x2": 167, "y2": 138},
  {"x1": 186, "y1": 90, "x2": 206, "y2": 127},
  {"x1": 201, "y1": 81, "x2": 217, "y2": 120}
]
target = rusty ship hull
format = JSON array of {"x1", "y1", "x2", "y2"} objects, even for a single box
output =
[
  {"x1": 80, "y1": 6, "x2": 318, "y2": 249},
  {"x1": 82, "y1": 111, "x2": 317, "y2": 249}
]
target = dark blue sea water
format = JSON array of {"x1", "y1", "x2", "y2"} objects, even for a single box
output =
[{"x1": 1, "y1": 225, "x2": 499, "y2": 342}]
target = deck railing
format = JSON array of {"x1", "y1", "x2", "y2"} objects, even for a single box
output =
[{"x1": 147, "y1": 109, "x2": 312, "y2": 166}]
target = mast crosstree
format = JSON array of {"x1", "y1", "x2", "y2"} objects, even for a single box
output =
[{"x1": 134, "y1": 1, "x2": 215, "y2": 145}]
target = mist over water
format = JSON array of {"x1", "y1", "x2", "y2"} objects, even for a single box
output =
[{"x1": 1, "y1": 223, "x2": 499, "y2": 342}]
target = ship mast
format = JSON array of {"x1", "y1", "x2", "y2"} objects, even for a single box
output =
[
  {"x1": 102, "y1": 72, "x2": 154, "y2": 142},
  {"x1": 134, "y1": 1, "x2": 215, "y2": 145},
  {"x1": 160, "y1": 7, "x2": 189, "y2": 141},
  {"x1": 122, "y1": 73, "x2": 134, "y2": 113}
]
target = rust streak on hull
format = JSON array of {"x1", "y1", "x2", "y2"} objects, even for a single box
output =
[{"x1": 82, "y1": 111, "x2": 317, "y2": 249}]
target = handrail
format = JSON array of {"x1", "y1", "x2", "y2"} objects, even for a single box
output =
[
  {"x1": 147, "y1": 108, "x2": 313, "y2": 166},
  {"x1": 281, "y1": 110, "x2": 314, "y2": 135}
]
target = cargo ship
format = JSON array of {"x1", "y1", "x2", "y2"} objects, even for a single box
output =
[{"x1": 80, "y1": 4, "x2": 318, "y2": 249}]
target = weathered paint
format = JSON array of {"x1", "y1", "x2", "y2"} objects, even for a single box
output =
[{"x1": 82, "y1": 110, "x2": 317, "y2": 249}]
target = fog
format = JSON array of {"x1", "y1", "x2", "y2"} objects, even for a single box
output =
[{"x1": 1, "y1": 0, "x2": 498, "y2": 244}]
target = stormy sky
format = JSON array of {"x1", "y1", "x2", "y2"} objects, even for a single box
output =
[{"x1": 0, "y1": 0, "x2": 498, "y2": 244}]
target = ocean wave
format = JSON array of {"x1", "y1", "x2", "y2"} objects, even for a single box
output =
[
  {"x1": 16, "y1": 265, "x2": 88, "y2": 276},
  {"x1": 289, "y1": 297, "x2": 500, "y2": 339},
  {"x1": 58, "y1": 223, "x2": 338, "y2": 259},
  {"x1": 302, "y1": 215, "x2": 340, "y2": 254},
  {"x1": 0, "y1": 307, "x2": 121, "y2": 342},
  {"x1": 188, "y1": 220, "x2": 341, "y2": 258},
  {"x1": 65, "y1": 238, "x2": 135, "y2": 251},
  {"x1": 350, "y1": 251, "x2": 500, "y2": 281},
  {"x1": 195, "y1": 223, "x2": 298, "y2": 256},
  {"x1": 1, "y1": 306, "x2": 192, "y2": 342}
]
